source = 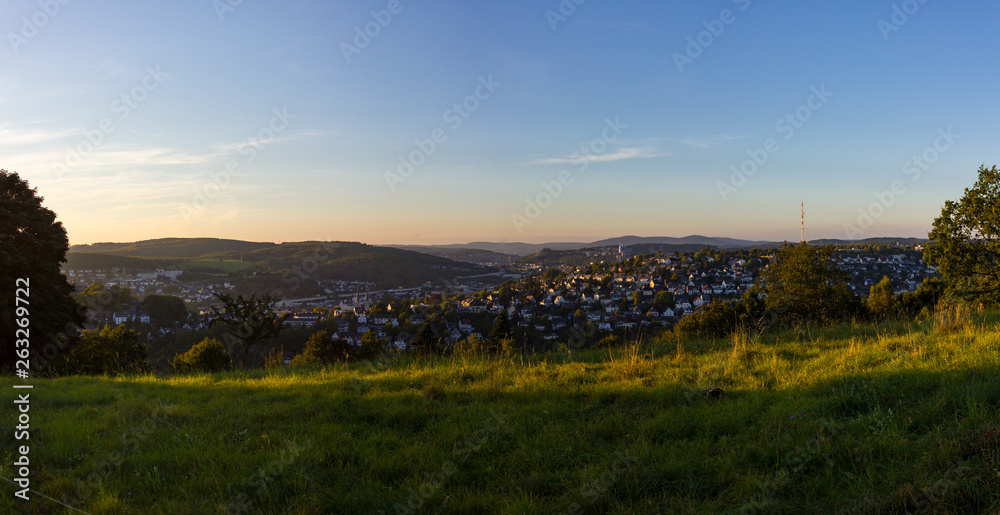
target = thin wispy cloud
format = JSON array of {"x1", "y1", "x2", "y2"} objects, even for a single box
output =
[
  {"x1": 672, "y1": 134, "x2": 749, "y2": 149},
  {"x1": 530, "y1": 146, "x2": 666, "y2": 165},
  {"x1": 0, "y1": 124, "x2": 80, "y2": 146},
  {"x1": 209, "y1": 130, "x2": 328, "y2": 153}
]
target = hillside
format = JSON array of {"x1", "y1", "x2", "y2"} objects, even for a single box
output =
[
  {"x1": 208, "y1": 241, "x2": 494, "y2": 288},
  {"x1": 64, "y1": 252, "x2": 181, "y2": 270},
  {"x1": 70, "y1": 238, "x2": 277, "y2": 258},
  {"x1": 64, "y1": 239, "x2": 496, "y2": 288},
  {"x1": 4, "y1": 316, "x2": 999, "y2": 513}
]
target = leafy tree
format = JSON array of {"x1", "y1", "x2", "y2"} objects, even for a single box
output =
[
  {"x1": 866, "y1": 276, "x2": 897, "y2": 320},
  {"x1": 360, "y1": 331, "x2": 386, "y2": 359},
  {"x1": 753, "y1": 243, "x2": 861, "y2": 326},
  {"x1": 209, "y1": 292, "x2": 287, "y2": 367},
  {"x1": 142, "y1": 294, "x2": 188, "y2": 327},
  {"x1": 487, "y1": 312, "x2": 511, "y2": 353},
  {"x1": 411, "y1": 323, "x2": 439, "y2": 355},
  {"x1": 53, "y1": 325, "x2": 149, "y2": 376},
  {"x1": 1, "y1": 170, "x2": 86, "y2": 373},
  {"x1": 654, "y1": 291, "x2": 675, "y2": 310},
  {"x1": 292, "y1": 331, "x2": 350, "y2": 365},
  {"x1": 173, "y1": 337, "x2": 232, "y2": 373},
  {"x1": 925, "y1": 165, "x2": 1000, "y2": 303}
]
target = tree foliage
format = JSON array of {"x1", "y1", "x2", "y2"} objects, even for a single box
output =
[
  {"x1": 209, "y1": 292, "x2": 287, "y2": 366},
  {"x1": 925, "y1": 165, "x2": 1000, "y2": 303},
  {"x1": 141, "y1": 294, "x2": 188, "y2": 327},
  {"x1": 1, "y1": 170, "x2": 86, "y2": 373},
  {"x1": 53, "y1": 325, "x2": 149, "y2": 376},
  {"x1": 752, "y1": 243, "x2": 861, "y2": 325},
  {"x1": 173, "y1": 337, "x2": 232, "y2": 373},
  {"x1": 292, "y1": 331, "x2": 351, "y2": 365},
  {"x1": 487, "y1": 312, "x2": 511, "y2": 354},
  {"x1": 411, "y1": 323, "x2": 440, "y2": 355},
  {"x1": 359, "y1": 331, "x2": 386, "y2": 360}
]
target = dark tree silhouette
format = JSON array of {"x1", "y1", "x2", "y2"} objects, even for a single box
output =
[{"x1": 0, "y1": 170, "x2": 86, "y2": 374}]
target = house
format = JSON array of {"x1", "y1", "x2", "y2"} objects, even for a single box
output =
[
  {"x1": 112, "y1": 310, "x2": 151, "y2": 325},
  {"x1": 284, "y1": 312, "x2": 320, "y2": 328}
]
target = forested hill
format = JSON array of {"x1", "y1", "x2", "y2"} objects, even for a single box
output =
[
  {"x1": 66, "y1": 239, "x2": 495, "y2": 289},
  {"x1": 70, "y1": 238, "x2": 276, "y2": 258},
  {"x1": 207, "y1": 241, "x2": 494, "y2": 286}
]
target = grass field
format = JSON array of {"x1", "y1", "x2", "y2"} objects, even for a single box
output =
[
  {"x1": 2, "y1": 314, "x2": 1000, "y2": 514},
  {"x1": 178, "y1": 260, "x2": 256, "y2": 274}
]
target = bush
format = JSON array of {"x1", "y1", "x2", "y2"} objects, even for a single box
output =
[
  {"x1": 53, "y1": 325, "x2": 150, "y2": 376},
  {"x1": 454, "y1": 334, "x2": 487, "y2": 358},
  {"x1": 675, "y1": 300, "x2": 744, "y2": 340},
  {"x1": 173, "y1": 338, "x2": 232, "y2": 373},
  {"x1": 291, "y1": 331, "x2": 351, "y2": 365},
  {"x1": 596, "y1": 335, "x2": 624, "y2": 348}
]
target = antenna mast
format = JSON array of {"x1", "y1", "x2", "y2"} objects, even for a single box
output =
[{"x1": 801, "y1": 199, "x2": 805, "y2": 243}]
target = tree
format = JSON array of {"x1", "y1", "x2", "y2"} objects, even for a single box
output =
[
  {"x1": 753, "y1": 243, "x2": 861, "y2": 325},
  {"x1": 488, "y1": 312, "x2": 511, "y2": 354},
  {"x1": 654, "y1": 291, "x2": 675, "y2": 310},
  {"x1": 209, "y1": 292, "x2": 287, "y2": 367},
  {"x1": 173, "y1": 337, "x2": 232, "y2": 373},
  {"x1": 866, "y1": 276, "x2": 898, "y2": 320},
  {"x1": 411, "y1": 323, "x2": 439, "y2": 355},
  {"x1": 925, "y1": 165, "x2": 1000, "y2": 303},
  {"x1": 1, "y1": 170, "x2": 86, "y2": 373},
  {"x1": 360, "y1": 331, "x2": 386, "y2": 359},
  {"x1": 292, "y1": 331, "x2": 350, "y2": 365},
  {"x1": 53, "y1": 325, "x2": 149, "y2": 376},
  {"x1": 141, "y1": 294, "x2": 188, "y2": 327}
]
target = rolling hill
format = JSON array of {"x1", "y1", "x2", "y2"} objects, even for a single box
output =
[
  {"x1": 70, "y1": 238, "x2": 277, "y2": 258},
  {"x1": 65, "y1": 238, "x2": 495, "y2": 289}
]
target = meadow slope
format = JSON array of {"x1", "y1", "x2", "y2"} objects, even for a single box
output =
[{"x1": 2, "y1": 315, "x2": 1000, "y2": 514}]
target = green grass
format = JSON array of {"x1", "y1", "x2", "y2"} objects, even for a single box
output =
[
  {"x1": 178, "y1": 260, "x2": 255, "y2": 274},
  {"x1": 3, "y1": 315, "x2": 1000, "y2": 514}
]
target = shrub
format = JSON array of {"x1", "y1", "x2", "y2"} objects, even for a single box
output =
[
  {"x1": 291, "y1": 331, "x2": 351, "y2": 365},
  {"x1": 597, "y1": 335, "x2": 624, "y2": 348},
  {"x1": 173, "y1": 338, "x2": 232, "y2": 373},
  {"x1": 54, "y1": 325, "x2": 150, "y2": 376}
]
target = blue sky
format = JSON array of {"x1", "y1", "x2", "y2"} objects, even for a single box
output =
[{"x1": 2, "y1": 0, "x2": 998, "y2": 246}]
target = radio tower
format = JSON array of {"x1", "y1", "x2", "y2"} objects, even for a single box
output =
[{"x1": 800, "y1": 199, "x2": 805, "y2": 243}]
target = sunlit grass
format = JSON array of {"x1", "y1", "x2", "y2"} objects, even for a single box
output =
[{"x1": 1, "y1": 314, "x2": 999, "y2": 513}]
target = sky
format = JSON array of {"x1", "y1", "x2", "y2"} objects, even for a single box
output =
[{"x1": 2, "y1": 0, "x2": 999, "y2": 246}]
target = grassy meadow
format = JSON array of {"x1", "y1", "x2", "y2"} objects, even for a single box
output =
[{"x1": 2, "y1": 312, "x2": 1000, "y2": 514}]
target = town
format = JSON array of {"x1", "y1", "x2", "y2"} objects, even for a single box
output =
[{"x1": 62, "y1": 243, "x2": 936, "y2": 367}]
